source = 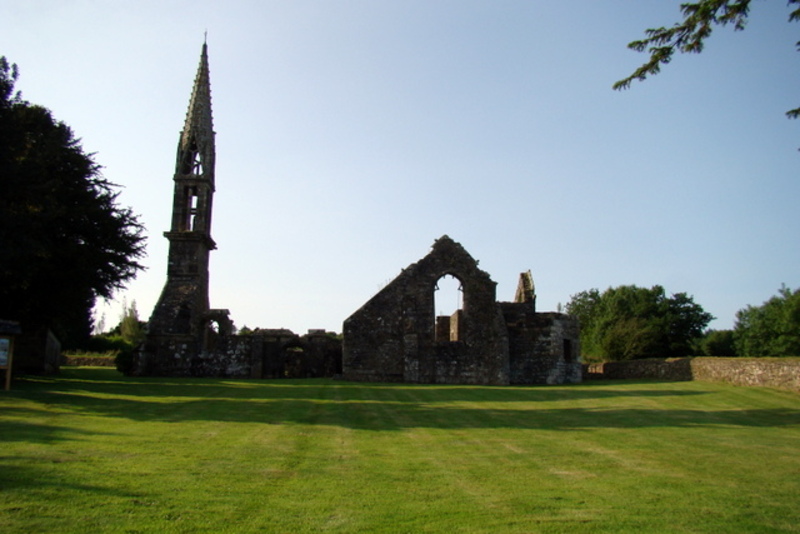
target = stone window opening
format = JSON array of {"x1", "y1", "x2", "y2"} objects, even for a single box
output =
[
  {"x1": 204, "y1": 319, "x2": 222, "y2": 351},
  {"x1": 563, "y1": 339, "x2": 574, "y2": 363},
  {"x1": 191, "y1": 150, "x2": 203, "y2": 176},
  {"x1": 185, "y1": 186, "x2": 199, "y2": 231},
  {"x1": 434, "y1": 274, "x2": 464, "y2": 342},
  {"x1": 181, "y1": 141, "x2": 203, "y2": 176}
]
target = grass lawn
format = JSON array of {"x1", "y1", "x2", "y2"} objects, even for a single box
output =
[{"x1": 1, "y1": 368, "x2": 799, "y2": 533}]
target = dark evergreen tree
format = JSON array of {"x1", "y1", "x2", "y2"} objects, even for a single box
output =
[{"x1": 0, "y1": 57, "x2": 146, "y2": 347}]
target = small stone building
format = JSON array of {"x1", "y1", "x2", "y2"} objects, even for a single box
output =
[{"x1": 342, "y1": 236, "x2": 580, "y2": 385}]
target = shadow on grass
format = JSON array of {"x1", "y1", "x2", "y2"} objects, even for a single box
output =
[
  {"x1": 16, "y1": 367, "x2": 707, "y2": 402},
  {"x1": 0, "y1": 458, "x2": 138, "y2": 500},
  {"x1": 2, "y1": 368, "x2": 798, "y2": 434},
  {"x1": 0, "y1": 417, "x2": 111, "y2": 444}
]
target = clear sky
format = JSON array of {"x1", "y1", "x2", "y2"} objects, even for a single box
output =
[{"x1": 3, "y1": 1, "x2": 799, "y2": 334}]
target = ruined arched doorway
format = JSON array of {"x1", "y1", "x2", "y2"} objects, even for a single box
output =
[
  {"x1": 204, "y1": 318, "x2": 221, "y2": 352},
  {"x1": 202, "y1": 310, "x2": 233, "y2": 352},
  {"x1": 434, "y1": 274, "x2": 463, "y2": 342}
]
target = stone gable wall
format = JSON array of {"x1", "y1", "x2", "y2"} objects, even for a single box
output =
[
  {"x1": 343, "y1": 236, "x2": 580, "y2": 385},
  {"x1": 343, "y1": 236, "x2": 510, "y2": 385}
]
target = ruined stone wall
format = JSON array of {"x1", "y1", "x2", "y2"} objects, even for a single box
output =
[
  {"x1": 194, "y1": 335, "x2": 254, "y2": 378},
  {"x1": 341, "y1": 276, "x2": 409, "y2": 382},
  {"x1": 137, "y1": 333, "x2": 252, "y2": 378},
  {"x1": 138, "y1": 329, "x2": 342, "y2": 379},
  {"x1": 584, "y1": 357, "x2": 800, "y2": 392},
  {"x1": 587, "y1": 358, "x2": 692, "y2": 381},
  {"x1": 342, "y1": 236, "x2": 510, "y2": 385},
  {"x1": 502, "y1": 306, "x2": 581, "y2": 385},
  {"x1": 254, "y1": 330, "x2": 341, "y2": 379}
]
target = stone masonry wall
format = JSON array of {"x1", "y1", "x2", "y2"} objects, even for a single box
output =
[
  {"x1": 503, "y1": 306, "x2": 581, "y2": 385},
  {"x1": 691, "y1": 358, "x2": 800, "y2": 392},
  {"x1": 584, "y1": 357, "x2": 800, "y2": 392}
]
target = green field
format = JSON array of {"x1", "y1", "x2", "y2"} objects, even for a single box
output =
[{"x1": 1, "y1": 368, "x2": 798, "y2": 533}]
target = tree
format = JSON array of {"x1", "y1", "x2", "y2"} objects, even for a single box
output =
[
  {"x1": 614, "y1": 0, "x2": 800, "y2": 119},
  {"x1": 0, "y1": 57, "x2": 146, "y2": 348},
  {"x1": 119, "y1": 300, "x2": 145, "y2": 347},
  {"x1": 566, "y1": 285, "x2": 713, "y2": 362},
  {"x1": 734, "y1": 285, "x2": 800, "y2": 356},
  {"x1": 698, "y1": 329, "x2": 737, "y2": 356}
]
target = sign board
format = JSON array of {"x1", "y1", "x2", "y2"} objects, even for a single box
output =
[{"x1": 0, "y1": 336, "x2": 12, "y2": 391}]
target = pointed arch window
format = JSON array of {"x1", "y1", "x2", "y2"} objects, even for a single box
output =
[
  {"x1": 191, "y1": 150, "x2": 203, "y2": 176},
  {"x1": 181, "y1": 140, "x2": 203, "y2": 176}
]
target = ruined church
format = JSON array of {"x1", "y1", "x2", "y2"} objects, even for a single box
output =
[{"x1": 135, "y1": 44, "x2": 580, "y2": 385}]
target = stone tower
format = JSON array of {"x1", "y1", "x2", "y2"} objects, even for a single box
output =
[{"x1": 138, "y1": 43, "x2": 222, "y2": 375}]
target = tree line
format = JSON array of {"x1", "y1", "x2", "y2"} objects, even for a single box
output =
[{"x1": 566, "y1": 284, "x2": 800, "y2": 362}]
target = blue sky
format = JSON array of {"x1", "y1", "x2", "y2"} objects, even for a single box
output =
[{"x1": 3, "y1": 1, "x2": 799, "y2": 334}]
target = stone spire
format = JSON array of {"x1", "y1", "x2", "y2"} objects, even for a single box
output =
[
  {"x1": 179, "y1": 42, "x2": 214, "y2": 166},
  {"x1": 168, "y1": 41, "x2": 216, "y2": 240}
]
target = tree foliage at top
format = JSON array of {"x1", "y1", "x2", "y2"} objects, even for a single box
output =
[
  {"x1": 566, "y1": 285, "x2": 713, "y2": 362},
  {"x1": 614, "y1": 0, "x2": 800, "y2": 119},
  {"x1": 0, "y1": 57, "x2": 146, "y2": 347},
  {"x1": 734, "y1": 285, "x2": 800, "y2": 356}
]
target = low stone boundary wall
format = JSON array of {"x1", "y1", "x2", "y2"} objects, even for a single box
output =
[
  {"x1": 62, "y1": 355, "x2": 116, "y2": 367},
  {"x1": 583, "y1": 357, "x2": 800, "y2": 392}
]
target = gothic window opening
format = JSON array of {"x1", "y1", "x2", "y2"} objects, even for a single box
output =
[
  {"x1": 181, "y1": 140, "x2": 203, "y2": 177},
  {"x1": 434, "y1": 274, "x2": 463, "y2": 342},
  {"x1": 191, "y1": 150, "x2": 203, "y2": 176}
]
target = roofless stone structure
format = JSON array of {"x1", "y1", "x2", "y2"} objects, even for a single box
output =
[{"x1": 342, "y1": 236, "x2": 581, "y2": 385}]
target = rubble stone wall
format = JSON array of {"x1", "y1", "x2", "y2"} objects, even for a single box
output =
[
  {"x1": 503, "y1": 307, "x2": 581, "y2": 384},
  {"x1": 584, "y1": 357, "x2": 800, "y2": 392}
]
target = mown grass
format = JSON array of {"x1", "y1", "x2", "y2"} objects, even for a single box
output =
[{"x1": 1, "y1": 368, "x2": 799, "y2": 533}]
